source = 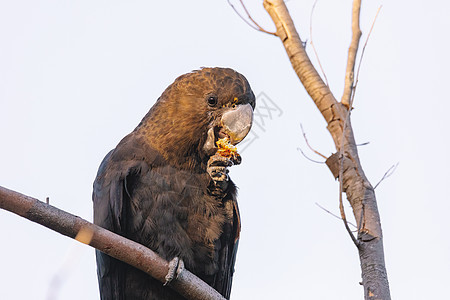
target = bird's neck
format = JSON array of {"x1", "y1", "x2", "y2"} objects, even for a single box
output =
[
  {"x1": 134, "y1": 125, "x2": 208, "y2": 173},
  {"x1": 133, "y1": 98, "x2": 211, "y2": 172}
]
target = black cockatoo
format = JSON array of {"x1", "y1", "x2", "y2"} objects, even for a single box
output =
[{"x1": 93, "y1": 67, "x2": 255, "y2": 299}]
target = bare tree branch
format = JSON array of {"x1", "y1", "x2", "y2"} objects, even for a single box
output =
[
  {"x1": 262, "y1": 1, "x2": 391, "y2": 299},
  {"x1": 374, "y1": 162, "x2": 399, "y2": 189},
  {"x1": 339, "y1": 0, "x2": 362, "y2": 244},
  {"x1": 341, "y1": 0, "x2": 362, "y2": 108},
  {"x1": 300, "y1": 123, "x2": 327, "y2": 159},
  {"x1": 0, "y1": 185, "x2": 225, "y2": 300},
  {"x1": 262, "y1": 0, "x2": 345, "y2": 146},
  {"x1": 315, "y1": 202, "x2": 357, "y2": 228},
  {"x1": 227, "y1": 0, "x2": 277, "y2": 36},
  {"x1": 297, "y1": 147, "x2": 325, "y2": 164}
]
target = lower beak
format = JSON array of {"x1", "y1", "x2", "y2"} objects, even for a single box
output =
[{"x1": 220, "y1": 103, "x2": 253, "y2": 145}]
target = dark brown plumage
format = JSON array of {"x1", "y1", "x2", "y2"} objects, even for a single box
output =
[{"x1": 93, "y1": 67, "x2": 255, "y2": 299}]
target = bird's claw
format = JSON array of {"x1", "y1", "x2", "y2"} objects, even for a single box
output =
[
  {"x1": 207, "y1": 154, "x2": 232, "y2": 182},
  {"x1": 207, "y1": 154, "x2": 233, "y2": 195},
  {"x1": 164, "y1": 257, "x2": 184, "y2": 286},
  {"x1": 208, "y1": 154, "x2": 234, "y2": 167},
  {"x1": 208, "y1": 166, "x2": 229, "y2": 182}
]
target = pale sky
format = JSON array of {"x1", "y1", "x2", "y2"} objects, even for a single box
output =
[{"x1": 1, "y1": 1, "x2": 449, "y2": 299}]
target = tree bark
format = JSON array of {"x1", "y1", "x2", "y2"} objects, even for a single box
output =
[
  {"x1": 263, "y1": 1, "x2": 391, "y2": 299},
  {"x1": 0, "y1": 185, "x2": 225, "y2": 300}
]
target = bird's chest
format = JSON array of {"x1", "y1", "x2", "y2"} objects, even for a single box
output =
[{"x1": 129, "y1": 165, "x2": 231, "y2": 264}]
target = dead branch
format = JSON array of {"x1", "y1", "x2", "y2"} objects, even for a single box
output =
[
  {"x1": 341, "y1": 0, "x2": 362, "y2": 108},
  {"x1": 300, "y1": 123, "x2": 327, "y2": 159},
  {"x1": 227, "y1": 0, "x2": 277, "y2": 36},
  {"x1": 297, "y1": 147, "x2": 325, "y2": 164},
  {"x1": 374, "y1": 163, "x2": 399, "y2": 189},
  {"x1": 0, "y1": 185, "x2": 225, "y2": 300},
  {"x1": 315, "y1": 202, "x2": 357, "y2": 228},
  {"x1": 262, "y1": 1, "x2": 391, "y2": 299}
]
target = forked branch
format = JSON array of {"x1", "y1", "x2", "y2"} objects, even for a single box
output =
[
  {"x1": 227, "y1": 0, "x2": 277, "y2": 36},
  {"x1": 262, "y1": 1, "x2": 391, "y2": 299}
]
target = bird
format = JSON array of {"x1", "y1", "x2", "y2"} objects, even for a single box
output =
[{"x1": 93, "y1": 67, "x2": 255, "y2": 300}]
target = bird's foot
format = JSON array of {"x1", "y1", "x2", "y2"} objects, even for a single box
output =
[
  {"x1": 163, "y1": 257, "x2": 184, "y2": 286},
  {"x1": 208, "y1": 165, "x2": 230, "y2": 182},
  {"x1": 207, "y1": 154, "x2": 233, "y2": 195},
  {"x1": 207, "y1": 154, "x2": 232, "y2": 182}
]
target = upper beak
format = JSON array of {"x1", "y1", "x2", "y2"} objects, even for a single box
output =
[{"x1": 220, "y1": 103, "x2": 253, "y2": 145}]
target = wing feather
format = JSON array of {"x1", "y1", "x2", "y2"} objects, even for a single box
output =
[
  {"x1": 93, "y1": 142, "x2": 148, "y2": 300},
  {"x1": 212, "y1": 184, "x2": 241, "y2": 299}
]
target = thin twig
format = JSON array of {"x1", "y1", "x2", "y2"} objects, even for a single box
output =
[
  {"x1": 339, "y1": 173, "x2": 360, "y2": 247},
  {"x1": 356, "y1": 142, "x2": 370, "y2": 146},
  {"x1": 238, "y1": 0, "x2": 277, "y2": 35},
  {"x1": 297, "y1": 147, "x2": 325, "y2": 164},
  {"x1": 352, "y1": 5, "x2": 382, "y2": 103},
  {"x1": 227, "y1": 0, "x2": 277, "y2": 36},
  {"x1": 309, "y1": 0, "x2": 329, "y2": 86},
  {"x1": 374, "y1": 162, "x2": 399, "y2": 189},
  {"x1": 300, "y1": 123, "x2": 327, "y2": 159},
  {"x1": 228, "y1": 0, "x2": 259, "y2": 31},
  {"x1": 315, "y1": 202, "x2": 357, "y2": 228}
]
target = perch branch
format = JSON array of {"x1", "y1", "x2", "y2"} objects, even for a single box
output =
[{"x1": 0, "y1": 185, "x2": 225, "y2": 300}]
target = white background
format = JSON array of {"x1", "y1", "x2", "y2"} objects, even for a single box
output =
[{"x1": 1, "y1": 1, "x2": 449, "y2": 299}]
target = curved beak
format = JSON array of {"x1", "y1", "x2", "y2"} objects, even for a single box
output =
[{"x1": 220, "y1": 103, "x2": 253, "y2": 145}]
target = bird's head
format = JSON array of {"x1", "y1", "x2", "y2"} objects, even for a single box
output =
[{"x1": 139, "y1": 67, "x2": 255, "y2": 170}]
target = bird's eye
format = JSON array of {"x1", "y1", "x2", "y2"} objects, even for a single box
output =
[{"x1": 207, "y1": 96, "x2": 218, "y2": 107}]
